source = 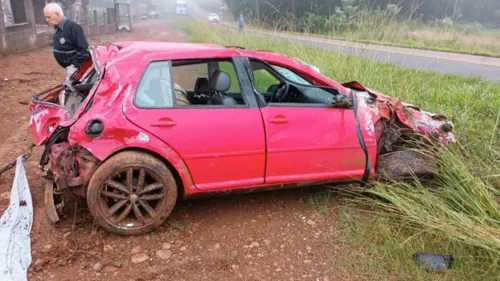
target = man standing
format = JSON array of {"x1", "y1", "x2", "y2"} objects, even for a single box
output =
[
  {"x1": 43, "y1": 3, "x2": 89, "y2": 85},
  {"x1": 238, "y1": 14, "x2": 245, "y2": 33}
]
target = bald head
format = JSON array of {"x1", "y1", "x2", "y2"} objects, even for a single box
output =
[{"x1": 43, "y1": 3, "x2": 64, "y2": 26}]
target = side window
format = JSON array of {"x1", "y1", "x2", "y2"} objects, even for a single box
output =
[
  {"x1": 135, "y1": 61, "x2": 174, "y2": 108},
  {"x1": 172, "y1": 63, "x2": 209, "y2": 91},
  {"x1": 253, "y1": 69, "x2": 280, "y2": 93},
  {"x1": 170, "y1": 59, "x2": 247, "y2": 107},
  {"x1": 218, "y1": 62, "x2": 242, "y2": 93},
  {"x1": 249, "y1": 59, "x2": 335, "y2": 105}
]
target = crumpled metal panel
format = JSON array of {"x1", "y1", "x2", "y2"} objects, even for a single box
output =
[{"x1": 342, "y1": 81, "x2": 456, "y2": 146}]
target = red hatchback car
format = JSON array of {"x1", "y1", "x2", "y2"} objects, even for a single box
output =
[{"x1": 29, "y1": 42, "x2": 455, "y2": 235}]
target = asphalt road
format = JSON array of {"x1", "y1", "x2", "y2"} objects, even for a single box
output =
[{"x1": 187, "y1": 0, "x2": 500, "y2": 82}]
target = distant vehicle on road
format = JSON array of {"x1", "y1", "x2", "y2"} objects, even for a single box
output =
[
  {"x1": 139, "y1": 4, "x2": 148, "y2": 20},
  {"x1": 208, "y1": 13, "x2": 220, "y2": 23},
  {"x1": 148, "y1": 10, "x2": 159, "y2": 19},
  {"x1": 176, "y1": 0, "x2": 187, "y2": 15}
]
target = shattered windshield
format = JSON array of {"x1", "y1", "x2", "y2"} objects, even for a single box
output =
[
  {"x1": 294, "y1": 58, "x2": 322, "y2": 74},
  {"x1": 270, "y1": 65, "x2": 312, "y2": 85}
]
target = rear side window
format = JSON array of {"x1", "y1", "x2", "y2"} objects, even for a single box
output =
[{"x1": 134, "y1": 61, "x2": 174, "y2": 108}]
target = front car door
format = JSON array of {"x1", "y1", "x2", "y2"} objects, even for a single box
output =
[
  {"x1": 246, "y1": 58, "x2": 377, "y2": 184},
  {"x1": 123, "y1": 56, "x2": 266, "y2": 191}
]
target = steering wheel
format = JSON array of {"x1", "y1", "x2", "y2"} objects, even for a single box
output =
[{"x1": 270, "y1": 82, "x2": 289, "y2": 103}]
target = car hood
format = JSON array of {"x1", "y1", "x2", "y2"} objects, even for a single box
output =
[{"x1": 342, "y1": 80, "x2": 455, "y2": 146}]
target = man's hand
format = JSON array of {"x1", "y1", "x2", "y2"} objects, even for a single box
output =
[
  {"x1": 63, "y1": 65, "x2": 77, "y2": 90},
  {"x1": 65, "y1": 64, "x2": 78, "y2": 79}
]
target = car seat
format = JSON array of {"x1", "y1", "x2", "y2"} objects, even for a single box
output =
[
  {"x1": 209, "y1": 70, "x2": 238, "y2": 106},
  {"x1": 192, "y1": 77, "x2": 212, "y2": 104},
  {"x1": 194, "y1": 77, "x2": 210, "y2": 95}
]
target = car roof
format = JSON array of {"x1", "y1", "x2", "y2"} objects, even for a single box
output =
[
  {"x1": 90, "y1": 41, "x2": 349, "y2": 93},
  {"x1": 94, "y1": 41, "x2": 233, "y2": 62}
]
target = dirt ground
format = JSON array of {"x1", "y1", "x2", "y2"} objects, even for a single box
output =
[{"x1": 0, "y1": 18, "x2": 358, "y2": 281}]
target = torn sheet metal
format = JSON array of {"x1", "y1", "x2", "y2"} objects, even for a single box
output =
[{"x1": 0, "y1": 157, "x2": 33, "y2": 281}]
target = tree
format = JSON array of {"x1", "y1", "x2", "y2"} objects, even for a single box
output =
[{"x1": 226, "y1": 0, "x2": 500, "y2": 26}]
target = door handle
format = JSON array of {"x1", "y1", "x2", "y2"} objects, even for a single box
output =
[
  {"x1": 151, "y1": 119, "x2": 177, "y2": 128},
  {"x1": 268, "y1": 115, "x2": 288, "y2": 124}
]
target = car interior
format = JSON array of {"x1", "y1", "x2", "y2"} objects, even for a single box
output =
[
  {"x1": 170, "y1": 58, "x2": 342, "y2": 107},
  {"x1": 248, "y1": 59, "x2": 341, "y2": 105},
  {"x1": 71, "y1": 57, "x2": 346, "y2": 111},
  {"x1": 171, "y1": 59, "x2": 248, "y2": 107},
  {"x1": 188, "y1": 70, "x2": 239, "y2": 106}
]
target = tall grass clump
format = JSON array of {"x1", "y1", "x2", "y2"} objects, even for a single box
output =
[{"x1": 359, "y1": 145, "x2": 500, "y2": 261}]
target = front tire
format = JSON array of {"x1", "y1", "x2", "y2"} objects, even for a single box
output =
[
  {"x1": 376, "y1": 150, "x2": 438, "y2": 180},
  {"x1": 87, "y1": 151, "x2": 177, "y2": 235}
]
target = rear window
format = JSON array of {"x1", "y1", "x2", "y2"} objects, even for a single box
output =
[{"x1": 134, "y1": 61, "x2": 175, "y2": 108}]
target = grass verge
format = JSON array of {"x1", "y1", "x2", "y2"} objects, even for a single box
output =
[
  {"x1": 176, "y1": 18, "x2": 500, "y2": 280},
  {"x1": 238, "y1": 7, "x2": 500, "y2": 58},
  {"x1": 247, "y1": 23, "x2": 500, "y2": 58}
]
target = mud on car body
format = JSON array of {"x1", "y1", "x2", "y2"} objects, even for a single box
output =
[{"x1": 29, "y1": 42, "x2": 455, "y2": 235}]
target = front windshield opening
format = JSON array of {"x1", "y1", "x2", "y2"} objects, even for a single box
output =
[
  {"x1": 269, "y1": 65, "x2": 312, "y2": 85},
  {"x1": 294, "y1": 58, "x2": 322, "y2": 74}
]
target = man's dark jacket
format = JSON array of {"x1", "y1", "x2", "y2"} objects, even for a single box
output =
[{"x1": 53, "y1": 18, "x2": 89, "y2": 68}]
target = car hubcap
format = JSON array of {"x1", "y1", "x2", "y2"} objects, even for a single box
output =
[{"x1": 98, "y1": 167, "x2": 166, "y2": 227}]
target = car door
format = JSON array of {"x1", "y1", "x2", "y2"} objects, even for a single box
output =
[
  {"x1": 123, "y1": 58, "x2": 266, "y2": 191},
  {"x1": 248, "y1": 59, "x2": 377, "y2": 184}
]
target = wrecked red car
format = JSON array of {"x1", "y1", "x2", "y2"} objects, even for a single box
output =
[{"x1": 29, "y1": 41, "x2": 455, "y2": 235}]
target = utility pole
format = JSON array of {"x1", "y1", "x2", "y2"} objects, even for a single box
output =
[{"x1": 73, "y1": 0, "x2": 82, "y2": 23}]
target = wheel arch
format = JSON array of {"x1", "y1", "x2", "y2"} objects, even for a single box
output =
[{"x1": 69, "y1": 120, "x2": 198, "y2": 196}]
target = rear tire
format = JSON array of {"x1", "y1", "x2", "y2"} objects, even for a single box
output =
[{"x1": 87, "y1": 151, "x2": 177, "y2": 235}]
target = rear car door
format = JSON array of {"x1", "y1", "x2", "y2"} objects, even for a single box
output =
[
  {"x1": 123, "y1": 57, "x2": 266, "y2": 191},
  {"x1": 247, "y1": 59, "x2": 377, "y2": 184}
]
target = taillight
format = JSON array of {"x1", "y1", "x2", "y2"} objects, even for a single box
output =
[{"x1": 43, "y1": 117, "x2": 60, "y2": 135}]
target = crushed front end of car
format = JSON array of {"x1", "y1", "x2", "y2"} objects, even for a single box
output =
[{"x1": 342, "y1": 81, "x2": 456, "y2": 179}]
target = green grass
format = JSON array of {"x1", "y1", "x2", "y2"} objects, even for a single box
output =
[
  {"x1": 176, "y1": 19, "x2": 500, "y2": 281},
  {"x1": 306, "y1": 183, "x2": 499, "y2": 281},
  {"x1": 247, "y1": 22, "x2": 500, "y2": 58},
  {"x1": 253, "y1": 69, "x2": 280, "y2": 93},
  {"x1": 219, "y1": 61, "x2": 241, "y2": 92},
  {"x1": 244, "y1": 11, "x2": 500, "y2": 58},
  {"x1": 335, "y1": 207, "x2": 499, "y2": 281},
  {"x1": 327, "y1": 24, "x2": 500, "y2": 58}
]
